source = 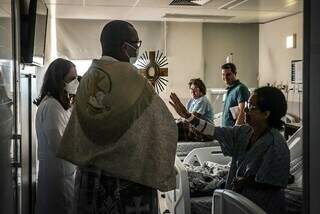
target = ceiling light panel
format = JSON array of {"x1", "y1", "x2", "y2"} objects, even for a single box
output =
[
  {"x1": 219, "y1": 0, "x2": 249, "y2": 9},
  {"x1": 163, "y1": 13, "x2": 234, "y2": 20},
  {"x1": 169, "y1": 0, "x2": 200, "y2": 6},
  {"x1": 190, "y1": 0, "x2": 213, "y2": 5}
]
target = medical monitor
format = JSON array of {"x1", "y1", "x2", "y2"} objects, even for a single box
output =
[{"x1": 21, "y1": 0, "x2": 48, "y2": 66}]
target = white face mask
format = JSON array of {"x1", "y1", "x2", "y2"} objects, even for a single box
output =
[
  {"x1": 129, "y1": 54, "x2": 138, "y2": 65},
  {"x1": 125, "y1": 42, "x2": 139, "y2": 65},
  {"x1": 65, "y1": 78, "x2": 79, "y2": 95}
]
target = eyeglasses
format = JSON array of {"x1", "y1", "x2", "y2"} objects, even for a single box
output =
[
  {"x1": 126, "y1": 40, "x2": 142, "y2": 48},
  {"x1": 190, "y1": 86, "x2": 199, "y2": 91},
  {"x1": 245, "y1": 102, "x2": 259, "y2": 112}
]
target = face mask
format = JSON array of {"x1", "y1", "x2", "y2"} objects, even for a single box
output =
[
  {"x1": 125, "y1": 42, "x2": 139, "y2": 65},
  {"x1": 65, "y1": 78, "x2": 79, "y2": 95},
  {"x1": 129, "y1": 54, "x2": 138, "y2": 65}
]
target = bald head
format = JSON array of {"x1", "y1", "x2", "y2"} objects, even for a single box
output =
[{"x1": 100, "y1": 20, "x2": 139, "y2": 61}]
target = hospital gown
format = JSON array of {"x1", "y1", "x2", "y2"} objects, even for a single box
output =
[
  {"x1": 214, "y1": 125, "x2": 290, "y2": 214},
  {"x1": 35, "y1": 97, "x2": 76, "y2": 214}
]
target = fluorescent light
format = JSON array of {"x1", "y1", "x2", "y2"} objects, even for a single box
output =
[
  {"x1": 219, "y1": 0, "x2": 248, "y2": 9},
  {"x1": 33, "y1": 57, "x2": 44, "y2": 65},
  {"x1": 286, "y1": 34, "x2": 296, "y2": 49},
  {"x1": 190, "y1": 0, "x2": 212, "y2": 6}
]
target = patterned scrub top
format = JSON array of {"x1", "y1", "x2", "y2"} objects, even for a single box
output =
[{"x1": 214, "y1": 125, "x2": 290, "y2": 214}]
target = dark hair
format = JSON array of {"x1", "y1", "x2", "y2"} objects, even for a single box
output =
[
  {"x1": 254, "y1": 86, "x2": 287, "y2": 130},
  {"x1": 100, "y1": 20, "x2": 135, "y2": 56},
  {"x1": 221, "y1": 63, "x2": 237, "y2": 74},
  {"x1": 188, "y1": 78, "x2": 206, "y2": 95},
  {"x1": 33, "y1": 58, "x2": 75, "y2": 110}
]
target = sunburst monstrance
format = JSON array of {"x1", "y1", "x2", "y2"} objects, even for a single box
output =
[{"x1": 136, "y1": 50, "x2": 168, "y2": 94}]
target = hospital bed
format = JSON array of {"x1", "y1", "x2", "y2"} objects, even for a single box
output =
[
  {"x1": 285, "y1": 128, "x2": 303, "y2": 213},
  {"x1": 212, "y1": 189, "x2": 266, "y2": 214},
  {"x1": 175, "y1": 112, "x2": 222, "y2": 161},
  {"x1": 176, "y1": 141, "x2": 219, "y2": 161},
  {"x1": 287, "y1": 127, "x2": 302, "y2": 161},
  {"x1": 165, "y1": 127, "x2": 303, "y2": 214},
  {"x1": 165, "y1": 146, "x2": 231, "y2": 214}
]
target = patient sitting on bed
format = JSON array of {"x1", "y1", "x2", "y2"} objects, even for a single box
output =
[{"x1": 178, "y1": 78, "x2": 214, "y2": 142}]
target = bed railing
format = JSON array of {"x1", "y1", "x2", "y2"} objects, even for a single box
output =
[
  {"x1": 165, "y1": 157, "x2": 191, "y2": 214},
  {"x1": 212, "y1": 190, "x2": 267, "y2": 214},
  {"x1": 165, "y1": 146, "x2": 229, "y2": 214}
]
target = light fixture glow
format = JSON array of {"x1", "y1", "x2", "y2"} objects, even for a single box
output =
[
  {"x1": 286, "y1": 34, "x2": 296, "y2": 49},
  {"x1": 190, "y1": 0, "x2": 212, "y2": 5},
  {"x1": 50, "y1": 5, "x2": 58, "y2": 58}
]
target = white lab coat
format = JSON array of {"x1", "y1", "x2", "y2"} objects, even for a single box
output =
[{"x1": 35, "y1": 97, "x2": 76, "y2": 214}]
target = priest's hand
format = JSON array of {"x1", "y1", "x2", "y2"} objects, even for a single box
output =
[{"x1": 169, "y1": 93, "x2": 191, "y2": 119}]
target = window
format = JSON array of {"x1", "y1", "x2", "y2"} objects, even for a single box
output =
[{"x1": 71, "y1": 60, "x2": 92, "y2": 76}]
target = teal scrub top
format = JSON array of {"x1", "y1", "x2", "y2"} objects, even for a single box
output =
[{"x1": 222, "y1": 80, "x2": 250, "y2": 127}]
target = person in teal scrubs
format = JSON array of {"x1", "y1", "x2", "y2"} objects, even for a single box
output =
[{"x1": 221, "y1": 63, "x2": 250, "y2": 127}]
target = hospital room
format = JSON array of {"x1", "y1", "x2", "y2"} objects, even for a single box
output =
[{"x1": 1, "y1": 0, "x2": 320, "y2": 214}]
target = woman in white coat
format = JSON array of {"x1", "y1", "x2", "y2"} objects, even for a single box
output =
[{"x1": 34, "y1": 58, "x2": 79, "y2": 214}]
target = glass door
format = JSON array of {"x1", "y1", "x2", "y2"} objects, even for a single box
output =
[{"x1": 0, "y1": 0, "x2": 17, "y2": 214}]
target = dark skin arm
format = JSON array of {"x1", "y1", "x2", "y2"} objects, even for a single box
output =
[
  {"x1": 169, "y1": 93, "x2": 191, "y2": 119},
  {"x1": 169, "y1": 93, "x2": 203, "y2": 119},
  {"x1": 170, "y1": 92, "x2": 215, "y2": 136},
  {"x1": 193, "y1": 112, "x2": 202, "y2": 118}
]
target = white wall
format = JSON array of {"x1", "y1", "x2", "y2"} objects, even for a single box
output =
[
  {"x1": 203, "y1": 23, "x2": 259, "y2": 89},
  {"x1": 160, "y1": 22, "x2": 203, "y2": 113},
  {"x1": 161, "y1": 22, "x2": 259, "y2": 116},
  {"x1": 259, "y1": 13, "x2": 303, "y2": 86},
  {"x1": 0, "y1": 18, "x2": 12, "y2": 59},
  {"x1": 56, "y1": 19, "x2": 165, "y2": 60},
  {"x1": 259, "y1": 13, "x2": 303, "y2": 117}
]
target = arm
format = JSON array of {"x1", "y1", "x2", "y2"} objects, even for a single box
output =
[
  {"x1": 192, "y1": 112, "x2": 202, "y2": 118},
  {"x1": 170, "y1": 93, "x2": 214, "y2": 136},
  {"x1": 235, "y1": 85, "x2": 250, "y2": 125},
  {"x1": 235, "y1": 102, "x2": 246, "y2": 125},
  {"x1": 170, "y1": 92, "x2": 240, "y2": 156}
]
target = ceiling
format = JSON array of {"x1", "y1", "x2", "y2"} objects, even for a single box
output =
[{"x1": 0, "y1": 0, "x2": 303, "y2": 23}]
